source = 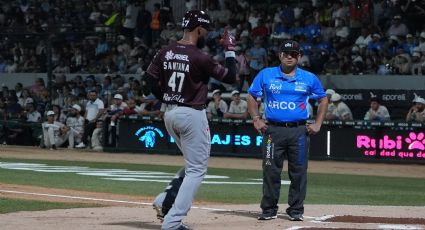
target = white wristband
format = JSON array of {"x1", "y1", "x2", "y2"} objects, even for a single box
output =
[{"x1": 225, "y1": 51, "x2": 236, "y2": 58}]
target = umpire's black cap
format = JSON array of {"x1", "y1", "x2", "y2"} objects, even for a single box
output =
[
  {"x1": 280, "y1": 39, "x2": 301, "y2": 53},
  {"x1": 181, "y1": 10, "x2": 213, "y2": 31}
]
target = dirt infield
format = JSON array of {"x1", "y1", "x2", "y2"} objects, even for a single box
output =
[{"x1": 1, "y1": 146, "x2": 425, "y2": 230}]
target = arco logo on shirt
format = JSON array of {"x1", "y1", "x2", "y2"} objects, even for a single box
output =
[{"x1": 267, "y1": 101, "x2": 297, "y2": 110}]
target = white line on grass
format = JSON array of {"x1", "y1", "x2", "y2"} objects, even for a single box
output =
[
  {"x1": 0, "y1": 189, "x2": 322, "y2": 218},
  {"x1": 0, "y1": 189, "x2": 236, "y2": 213}
]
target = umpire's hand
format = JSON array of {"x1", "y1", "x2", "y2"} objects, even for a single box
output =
[
  {"x1": 306, "y1": 123, "x2": 321, "y2": 135},
  {"x1": 253, "y1": 119, "x2": 268, "y2": 134}
]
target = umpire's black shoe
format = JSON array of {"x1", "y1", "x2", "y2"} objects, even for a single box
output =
[
  {"x1": 286, "y1": 211, "x2": 304, "y2": 221},
  {"x1": 288, "y1": 214, "x2": 304, "y2": 221},
  {"x1": 176, "y1": 223, "x2": 192, "y2": 230},
  {"x1": 257, "y1": 212, "x2": 277, "y2": 220}
]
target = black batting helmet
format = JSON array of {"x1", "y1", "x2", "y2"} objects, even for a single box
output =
[{"x1": 181, "y1": 10, "x2": 212, "y2": 31}]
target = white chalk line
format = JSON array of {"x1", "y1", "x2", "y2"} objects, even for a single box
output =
[
  {"x1": 378, "y1": 224, "x2": 423, "y2": 230},
  {"x1": 14, "y1": 189, "x2": 423, "y2": 230},
  {"x1": 0, "y1": 189, "x2": 246, "y2": 213},
  {"x1": 0, "y1": 189, "x2": 325, "y2": 223}
]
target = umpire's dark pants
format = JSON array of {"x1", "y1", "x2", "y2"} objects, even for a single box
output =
[{"x1": 260, "y1": 124, "x2": 309, "y2": 216}]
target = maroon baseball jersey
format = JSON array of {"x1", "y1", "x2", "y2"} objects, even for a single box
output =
[{"x1": 147, "y1": 42, "x2": 228, "y2": 106}]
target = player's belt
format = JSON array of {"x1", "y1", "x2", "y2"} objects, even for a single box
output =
[
  {"x1": 176, "y1": 103, "x2": 206, "y2": 111},
  {"x1": 267, "y1": 120, "x2": 307, "y2": 127}
]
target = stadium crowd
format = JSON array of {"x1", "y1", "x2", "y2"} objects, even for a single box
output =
[{"x1": 0, "y1": 0, "x2": 425, "y2": 149}]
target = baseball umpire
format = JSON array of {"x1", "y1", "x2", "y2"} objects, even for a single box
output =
[
  {"x1": 146, "y1": 10, "x2": 237, "y2": 230},
  {"x1": 246, "y1": 39, "x2": 328, "y2": 221}
]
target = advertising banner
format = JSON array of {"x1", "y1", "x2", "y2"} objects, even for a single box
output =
[{"x1": 116, "y1": 118, "x2": 425, "y2": 164}]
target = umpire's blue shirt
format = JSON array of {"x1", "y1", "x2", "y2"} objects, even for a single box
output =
[{"x1": 248, "y1": 66, "x2": 326, "y2": 122}]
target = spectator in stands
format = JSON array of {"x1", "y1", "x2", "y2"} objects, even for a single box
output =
[
  {"x1": 207, "y1": 89, "x2": 228, "y2": 120},
  {"x1": 18, "y1": 89, "x2": 33, "y2": 108},
  {"x1": 400, "y1": 0, "x2": 425, "y2": 35},
  {"x1": 386, "y1": 35, "x2": 401, "y2": 57},
  {"x1": 109, "y1": 94, "x2": 128, "y2": 114},
  {"x1": 41, "y1": 110, "x2": 71, "y2": 150},
  {"x1": 355, "y1": 27, "x2": 373, "y2": 49},
  {"x1": 30, "y1": 78, "x2": 45, "y2": 99},
  {"x1": 367, "y1": 33, "x2": 384, "y2": 53},
  {"x1": 390, "y1": 47, "x2": 412, "y2": 74},
  {"x1": 256, "y1": 97, "x2": 265, "y2": 119},
  {"x1": 411, "y1": 51, "x2": 424, "y2": 75},
  {"x1": 53, "y1": 61, "x2": 70, "y2": 74},
  {"x1": 107, "y1": 98, "x2": 139, "y2": 146},
  {"x1": 323, "y1": 54, "x2": 341, "y2": 75},
  {"x1": 65, "y1": 104, "x2": 84, "y2": 149},
  {"x1": 52, "y1": 105, "x2": 67, "y2": 124},
  {"x1": 1, "y1": 86, "x2": 8, "y2": 101},
  {"x1": 24, "y1": 103, "x2": 41, "y2": 123},
  {"x1": 111, "y1": 98, "x2": 138, "y2": 123},
  {"x1": 0, "y1": 56, "x2": 6, "y2": 73},
  {"x1": 334, "y1": 18, "x2": 350, "y2": 39},
  {"x1": 121, "y1": 0, "x2": 140, "y2": 41},
  {"x1": 117, "y1": 36, "x2": 132, "y2": 55},
  {"x1": 95, "y1": 34, "x2": 110, "y2": 58},
  {"x1": 247, "y1": 37, "x2": 268, "y2": 87},
  {"x1": 251, "y1": 18, "x2": 269, "y2": 39},
  {"x1": 160, "y1": 22, "x2": 180, "y2": 45},
  {"x1": 61, "y1": 85, "x2": 74, "y2": 109},
  {"x1": 5, "y1": 60, "x2": 17, "y2": 73},
  {"x1": 386, "y1": 15, "x2": 409, "y2": 37},
  {"x1": 417, "y1": 32, "x2": 425, "y2": 53},
  {"x1": 91, "y1": 119, "x2": 104, "y2": 151},
  {"x1": 4, "y1": 96, "x2": 23, "y2": 120},
  {"x1": 327, "y1": 93, "x2": 353, "y2": 121},
  {"x1": 235, "y1": 46, "x2": 250, "y2": 92},
  {"x1": 135, "y1": 2, "x2": 152, "y2": 46},
  {"x1": 406, "y1": 97, "x2": 425, "y2": 123},
  {"x1": 223, "y1": 90, "x2": 248, "y2": 119},
  {"x1": 325, "y1": 89, "x2": 336, "y2": 120},
  {"x1": 151, "y1": 3, "x2": 162, "y2": 45},
  {"x1": 84, "y1": 75, "x2": 97, "y2": 94},
  {"x1": 364, "y1": 97, "x2": 391, "y2": 121},
  {"x1": 403, "y1": 34, "x2": 417, "y2": 54},
  {"x1": 14, "y1": 83, "x2": 23, "y2": 98},
  {"x1": 100, "y1": 75, "x2": 113, "y2": 98},
  {"x1": 0, "y1": 98, "x2": 5, "y2": 120},
  {"x1": 138, "y1": 94, "x2": 161, "y2": 117},
  {"x1": 76, "y1": 90, "x2": 105, "y2": 149}
]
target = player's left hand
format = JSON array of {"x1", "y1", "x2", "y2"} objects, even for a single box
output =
[{"x1": 306, "y1": 123, "x2": 320, "y2": 135}]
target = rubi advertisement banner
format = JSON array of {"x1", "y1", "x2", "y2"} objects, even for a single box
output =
[
  {"x1": 330, "y1": 128, "x2": 425, "y2": 162},
  {"x1": 357, "y1": 132, "x2": 425, "y2": 160}
]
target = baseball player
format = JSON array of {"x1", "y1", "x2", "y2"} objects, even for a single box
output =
[
  {"x1": 246, "y1": 39, "x2": 328, "y2": 221},
  {"x1": 146, "y1": 10, "x2": 237, "y2": 230}
]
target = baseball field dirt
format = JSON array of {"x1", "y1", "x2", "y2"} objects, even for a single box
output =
[{"x1": 1, "y1": 146, "x2": 424, "y2": 230}]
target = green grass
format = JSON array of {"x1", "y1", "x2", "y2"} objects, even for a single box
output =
[
  {"x1": 0, "y1": 198, "x2": 99, "y2": 214},
  {"x1": 0, "y1": 158, "x2": 424, "y2": 206}
]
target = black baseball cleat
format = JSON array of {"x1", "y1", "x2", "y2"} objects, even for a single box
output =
[
  {"x1": 257, "y1": 212, "x2": 277, "y2": 220},
  {"x1": 177, "y1": 224, "x2": 192, "y2": 230},
  {"x1": 152, "y1": 203, "x2": 164, "y2": 221}
]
